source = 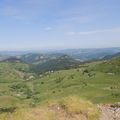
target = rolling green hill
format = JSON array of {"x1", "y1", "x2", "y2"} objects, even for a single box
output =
[{"x1": 0, "y1": 61, "x2": 35, "y2": 83}]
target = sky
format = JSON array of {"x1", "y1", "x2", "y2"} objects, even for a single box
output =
[{"x1": 0, "y1": 0, "x2": 120, "y2": 50}]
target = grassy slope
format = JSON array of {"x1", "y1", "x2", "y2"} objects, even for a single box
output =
[
  {"x1": 0, "y1": 58, "x2": 119, "y2": 119},
  {"x1": 32, "y1": 65, "x2": 120, "y2": 104},
  {"x1": 95, "y1": 56, "x2": 120, "y2": 74},
  {"x1": 0, "y1": 62, "x2": 35, "y2": 109},
  {"x1": 0, "y1": 62, "x2": 30, "y2": 82}
]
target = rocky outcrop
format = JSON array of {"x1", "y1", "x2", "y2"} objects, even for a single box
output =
[{"x1": 99, "y1": 103, "x2": 120, "y2": 120}]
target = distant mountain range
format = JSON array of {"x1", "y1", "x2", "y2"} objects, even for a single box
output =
[
  {"x1": 0, "y1": 47, "x2": 119, "y2": 79},
  {"x1": 0, "y1": 54, "x2": 80, "y2": 74},
  {"x1": 20, "y1": 53, "x2": 68, "y2": 64},
  {"x1": 0, "y1": 47, "x2": 120, "y2": 62},
  {"x1": 30, "y1": 55, "x2": 80, "y2": 73},
  {"x1": 54, "y1": 47, "x2": 120, "y2": 61},
  {"x1": 0, "y1": 57, "x2": 22, "y2": 63},
  {"x1": 0, "y1": 47, "x2": 120, "y2": 74}
]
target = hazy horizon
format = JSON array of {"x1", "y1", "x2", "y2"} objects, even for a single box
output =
[{"x1": 0, "y1": 47, "x2": 120, "y2": 53}]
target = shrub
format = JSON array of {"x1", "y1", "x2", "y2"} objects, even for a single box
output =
[
  {"x1": 52, "y1": 91, "x2": 55, "y2": 94},
  {"x1": 0, "y1": 106, "x2": 16, "y2": 113},
  {"x1": 41, "y1": 82, "x2": 44, "y2": 84},
  {"x1": 10, "y1": 83, "x2": 33, "y2": 99}
]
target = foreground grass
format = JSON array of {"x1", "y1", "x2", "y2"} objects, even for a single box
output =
[
  {"x1": 0, "y1": 96, "x2": 100, "y2": 120},
  {"x1": 59, "y1": 96, "x2": 100, "y2": 120}
]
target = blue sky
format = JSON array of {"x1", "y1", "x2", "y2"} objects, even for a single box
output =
[{"x1": 0, "y1": 0, "x2": 120, "y2": 50}]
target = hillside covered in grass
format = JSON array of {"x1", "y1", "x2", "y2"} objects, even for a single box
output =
[
  {"x1": 0, "y1": 62, "x2": 34, "y2": 83},
  {"x1": 95, "y1": 56, "x2": 120, "y2": 74},
  {"x1": 0, "y1": 55, "x2": 119, "y2": 120}
]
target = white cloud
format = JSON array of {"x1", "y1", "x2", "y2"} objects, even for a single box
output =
[
  {"x1": 66, "y1": 32, "x2": 76, "y2": 35},
  {"x1": 67, "y1": 28, "x2": 120, "y2": 36},
  {"x1": 45, "y1": 27, "x2": 52, "y2": 31},
  {"x1": 78, "y1": 31, "x2": 97, "y2": 35}
]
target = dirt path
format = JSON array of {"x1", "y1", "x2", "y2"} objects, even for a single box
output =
[{"x1": 99, "y1": 103, "x2": 120, "y2": 120}]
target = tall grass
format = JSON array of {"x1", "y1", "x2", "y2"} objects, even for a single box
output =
[{"x1": 59, "y1": 96, "x2": 100, "y2": 120}]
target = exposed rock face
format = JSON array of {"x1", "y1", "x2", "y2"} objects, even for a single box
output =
[{"x1": 99, "y1": 103, "x2": 120, "y2": 120}]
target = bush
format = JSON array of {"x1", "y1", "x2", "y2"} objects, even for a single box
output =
[
  {"x1": 10, "y1": 83, "x2": 33, "y2": 99},
  {"x1": 41, "y1": 82, "x2": 44, "y2": 84},
  {"x1": 0, "y1": 106, "x2": 16, "y2": 113}
]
